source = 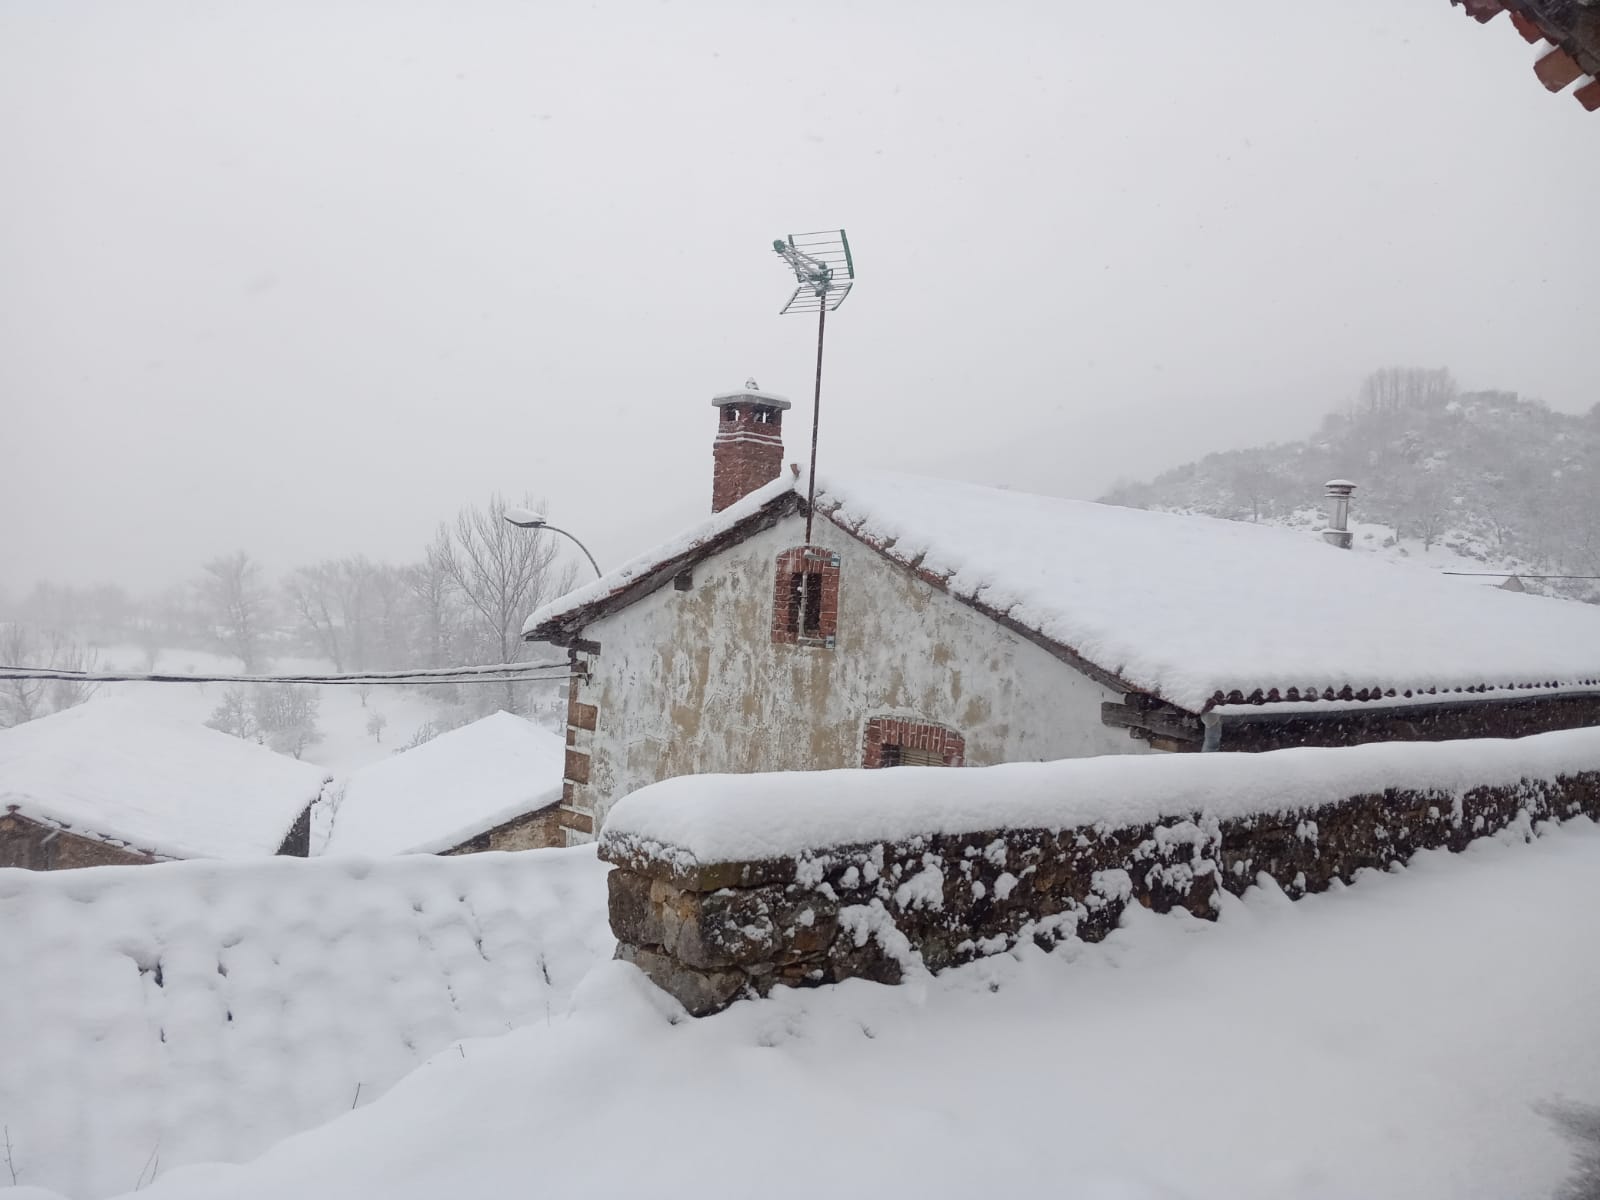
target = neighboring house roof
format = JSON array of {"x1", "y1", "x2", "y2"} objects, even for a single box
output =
[
  {"x1": 324, "y1": 711, "x2": 565, "y2": 856},
  {"x1": 0, "y1": 700, "x2": 327, "y2": 860},
  {"x1": 1452, "y1": 0, "x2": 1600, "y2": 111},
  {"x1": 523, "y1": 470, "x2": 1600, "y2": 717}
]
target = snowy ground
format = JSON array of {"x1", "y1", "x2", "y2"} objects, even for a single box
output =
[
  {"x1": 45, "y1": 816, "x2": 1600, "y2": 1200},
  {"x1": 0, "y1": 847, "x2": 611, "y2": 1197}
]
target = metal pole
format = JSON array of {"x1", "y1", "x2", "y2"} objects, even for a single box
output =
[
  {"x1": 805, "y1": 300, "x2": 827, "y2": 543},
  {"x1": 543, "y1": 524, "x2": 604, "y2": 579}
]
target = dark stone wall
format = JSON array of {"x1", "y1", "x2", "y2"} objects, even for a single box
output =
[
  {"x1": 603, "y1": 771, "x2": 1600, "y2": 1015},
  {"x1": 1225, "y1": 693, "x2": 1600, "y2": 752},
  {"x1": 442, "y1": 806, "x2": 565, "y2": 855},
  {"x1": 0, "y1": 812, "x2": 157, "y2": 871},
  {"x1": 276, "y1": 805, "x2": 312, "y2": 857}
]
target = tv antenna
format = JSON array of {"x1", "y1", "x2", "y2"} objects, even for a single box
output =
[{"x1": 771, "y1": 229, "x2": 855, "y2": 542}]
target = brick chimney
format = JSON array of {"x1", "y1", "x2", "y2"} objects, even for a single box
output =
[
  {"x1": 711, "y1": 379, "x2": 791, "y2": 512},
  {"x1": 1321, "y1": 479, "x2": 1356, "y2": 549}
]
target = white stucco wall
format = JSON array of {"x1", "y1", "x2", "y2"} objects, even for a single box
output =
[{"x1": 568, "y1": 511, "x2": 1150, "y2": 830}]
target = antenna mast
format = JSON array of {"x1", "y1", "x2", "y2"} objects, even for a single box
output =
[{"x1": 770, "y1": 230, "x2": 855, "y2": 542}]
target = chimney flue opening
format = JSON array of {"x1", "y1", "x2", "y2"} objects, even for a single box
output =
[{"x1": 709, "y1": 380, "x2": 793, "y2": 513}]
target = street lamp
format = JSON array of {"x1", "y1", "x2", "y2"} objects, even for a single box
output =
[{"x1": 502, "y1": 508, "x2": 603, "y2": 579}]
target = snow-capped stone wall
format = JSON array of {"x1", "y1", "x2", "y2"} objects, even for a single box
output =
[{"x1": 599, "y1": 730, "x2": 1600, "y2": 1014}]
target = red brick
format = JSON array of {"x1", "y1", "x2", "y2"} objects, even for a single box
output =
[
  {"x1": 557, "y1": 807, "x2": 595, "y2": 835},
  {"x1": 1509, "y1": 9, "x2": 1544, "y2": 41},
  {"x1": 564, "y1": 749, "x2": 591, "y2": 785},
  {"x1": 1575, "y1": 77, "x2": 1600, "y2": 110},
  {"x1": 1534, "y1": 47, "x2": 1583, "y2": 91}
]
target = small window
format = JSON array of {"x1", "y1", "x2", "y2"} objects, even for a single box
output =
[
  {"x1": 863, "y1": 717, "x2": 965, "y2": 768},
  {"x1": 772, "y1": 545, "x2": 839, "y2": 647},
  {"x1": 723, "y1": 407, "x2": 737, "y2": 422},
  {"x1": 879, "y1": 744, "x2": 945, "y2": 768}
]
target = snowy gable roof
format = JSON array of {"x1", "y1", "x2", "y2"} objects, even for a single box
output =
[
  {"x1": 815, "y1": 472, "x2": 1600, "y2": 712},
  {"x1": 0, "y1": 700, "x2": 327, "y2": 860},
  {"x1": 325, "y1": 712, "x2": 566, "y2": 856},
  {"x1": 523, "y1": 469, "x2": 1600, "y2": 715},
  {"x1": 523, "y1": 472, "x2": 801, "y2": 642}
]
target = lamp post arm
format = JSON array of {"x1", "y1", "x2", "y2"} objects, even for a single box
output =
[{"x1": 543, "y1": 524, "x2": 602, "y2": 579}]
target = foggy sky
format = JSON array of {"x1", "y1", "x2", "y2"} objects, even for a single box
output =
[{"x1": 3, "y1": 0, "x2": 1596, "y2": 593}]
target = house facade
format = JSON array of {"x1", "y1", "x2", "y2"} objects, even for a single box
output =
[
  {"x1": 550, "y1": 499, "x2": 1147, "y2": 836},
  {"x1": 525, "y1": 384, "x2": 1600, "y2": 844}
]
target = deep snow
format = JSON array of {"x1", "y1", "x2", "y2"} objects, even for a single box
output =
[
  {"x1": 0, "y1": 846, "x2": 612, "y2": 1198},
  {"x1": 47, "y1": 817, "x2": 1600, "y2": 1200}
]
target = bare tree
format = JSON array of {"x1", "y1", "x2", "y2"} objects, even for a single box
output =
[
  {"x1": 1398, "y1": 472, "x2": 1452, "y2": 552},
  {"x1": 197, "y1": 552, "x2": 270, "y2": 671},
  {"x1": 285, "y1": 563, "x2": 348, "y2": 670},
  {"x1": 427, "y1": 493, "x2": 577, "y2": 710},
  {"x1": 403, "y1": 556, "x2": 459, "y2": 669},
  {"x1": 0, "y1": 623, "x2": 99, "y2": 728},
  {"x1": 1357, "y1": 367, "x2": 1456, "y2": 419}
]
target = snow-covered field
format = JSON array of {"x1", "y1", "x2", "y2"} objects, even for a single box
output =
[
  {"x1": 22, "y1": 816, "x2": 1594, "y2": 1200},
  {"x1": 92, "y1": 646, "x2": 450, "y2": 774}
]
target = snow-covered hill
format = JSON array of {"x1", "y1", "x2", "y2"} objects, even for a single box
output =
[{"x1": 1103, "y1": 374, "x2": 1600, "y2": 602}]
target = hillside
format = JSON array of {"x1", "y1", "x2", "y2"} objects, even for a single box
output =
[{"x1": 1101, "y1": 369, "x2": 1600, "y2": 601}]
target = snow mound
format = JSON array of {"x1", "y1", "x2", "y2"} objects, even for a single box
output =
[
  {"x1": 0, "y1": 699, "x2": 328, "y2": 860},
  {"x1": 603, "y1": 726, "x2": 1600, "y2": 865},
  {"x1": 0, "y1": 845, "x2": 613, "y2": 1198},
  {"x1": 324, "y1": 712, "x2": 565, "y2": 856}
]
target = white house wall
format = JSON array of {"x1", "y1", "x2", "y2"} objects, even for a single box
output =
[{"x1": 570, "y1": 512, "x2": 1148, "y2": 832}]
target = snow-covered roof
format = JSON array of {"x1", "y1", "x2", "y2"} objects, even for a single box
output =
[
  {"x1": 524, "y1": 470, "x2": 1600, "y2": 714},
  {"x1": 523, "y1": 472, "x2": 800, "y2": 641},
  {"x1": 0, "y1": 700, "x2": 327, "y2": 860},
  {"x1": 325, "y1": 712, "x2": 565, "y2": 856}
]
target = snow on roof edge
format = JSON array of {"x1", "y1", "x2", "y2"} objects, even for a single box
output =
[{"x1": 521, "y1": 473, "x2": 800, "y2": 639}]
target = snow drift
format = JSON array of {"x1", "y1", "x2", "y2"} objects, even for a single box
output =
[{"x1": 0, "y1": 845, "x2": 613, "y2": 1198}]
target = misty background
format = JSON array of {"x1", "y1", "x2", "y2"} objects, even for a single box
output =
[{"x1": 3, "y1": 0, "x2": 1596, "y2": 596}]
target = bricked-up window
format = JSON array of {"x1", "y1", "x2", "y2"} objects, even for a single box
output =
[
  {"x1": 772, "y1": 545, "x2": 840, "y2": 647},
  {"x1": 863, "y1": 717, "x2": 965, "y2": 768}
]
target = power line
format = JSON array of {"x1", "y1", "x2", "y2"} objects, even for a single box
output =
[{"x1": 0, "y1": 660, "x2": 574, "y2": 687}]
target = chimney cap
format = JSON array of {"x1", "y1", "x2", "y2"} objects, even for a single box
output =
[
  {"x1": 1324, "y1": 479, "x2": 1357, "y2": 493},
  {"x1": 712, "y1": 380, "x2": 792, "y2": 411}
]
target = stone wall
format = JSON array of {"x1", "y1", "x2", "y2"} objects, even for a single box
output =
[
  {"x1": 444, "y1": 805, "x2": 565, "y2": 854},
  {"x1": 602, "y1": 766, "x2": 1600, "y2": 1015},
  {"x1": 0, "y1": 811, "x2": 158, "y2": 870}
]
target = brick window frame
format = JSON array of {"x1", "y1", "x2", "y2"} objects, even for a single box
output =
[
  {"x1": 862, "y1": 717, "x2": 966, "y2": 768},
  {"x1": 772, "y1": 545, "x2": 840, "y2": 648}
]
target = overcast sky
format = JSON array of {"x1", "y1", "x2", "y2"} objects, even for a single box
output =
[{"x1": 3, "y1": 0, "x2": 1595, "y2": 593}]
